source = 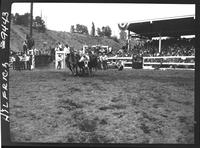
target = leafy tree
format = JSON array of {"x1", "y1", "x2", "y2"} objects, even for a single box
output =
[
  {"x1": 13, "y1": 13, "x2": 46, "y2": 32},
  {"x1": 13, "y1": 13, "x2": 30, "y2": 26},
  {"x1": 76, "y1": 24, "x2": 89, "y2": 35},
  {"x1": 70, "y1": 25, "x2": 75, "y2": 33},
  {"x1": 103, "y1": 26, "x2": 112, "y2": 37},
  {"x1": 22, "y1": 13, "x2": 30, "y2": 26},
  {"x1": 33, "y1": 16, "x2": 46, "y2": 32},
  {"x1": 90, "y1": 22, "x2": 95, "y2": 36},
  {"x1": 97, "y1": 26, "x2": 112, "y2": 37},
  {"x1": 97, "y1": 27, "x2": 103, "y2": 37}
]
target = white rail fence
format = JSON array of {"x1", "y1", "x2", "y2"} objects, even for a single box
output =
[
  {"x1": 107, "y1": 56, "x2": 195, "y2": 70},
  {"x1": 143, "y1": 56, "x2": 195, "y2": 70},
  {"x1": 107, "y1": 57, "x2": 133, "y2": 69}
]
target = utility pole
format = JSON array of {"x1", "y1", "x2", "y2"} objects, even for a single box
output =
[
  {"x1": 30, "y1": 2, "x2": 33, "y2": 37},
  {"x1": 127, "y1": 30, "x2": 130, "y2": 52}
]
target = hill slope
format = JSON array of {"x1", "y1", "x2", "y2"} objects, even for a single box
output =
[{"x1": 10, "y1": 24, "x2": 121, "y2": 52}]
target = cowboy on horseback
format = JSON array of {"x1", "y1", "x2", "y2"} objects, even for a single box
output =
[
  {"x1": 79, "y1": 52, "x2": 90, "y2": 68},
  {"x1": 65, "y1": 46, "x2": 80, "y2": 76}
]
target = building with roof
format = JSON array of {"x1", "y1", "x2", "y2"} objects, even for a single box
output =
[{"x1": 120, "y1": 15, "x2": 196, "y2": 53}]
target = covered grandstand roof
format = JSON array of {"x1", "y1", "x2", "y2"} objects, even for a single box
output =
[{"x1": 127, "y1": 15, "x2": 195, "y2": 38}]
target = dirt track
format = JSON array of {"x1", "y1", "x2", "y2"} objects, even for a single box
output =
[{"x1": 9, "y1": 68, "x2": 194, "y2": 143}]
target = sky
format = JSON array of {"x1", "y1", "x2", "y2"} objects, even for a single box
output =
[{"x1": 11, "y1": 3, "x2": 195, "y2": 37}]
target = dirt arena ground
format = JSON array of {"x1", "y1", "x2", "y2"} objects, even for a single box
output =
[{"x1": 9, "y1": 67, "x2": 194, "y2": 143}]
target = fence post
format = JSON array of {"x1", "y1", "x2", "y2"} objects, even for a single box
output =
[{"x1": 31, "y1": 49, "x2": 35, "y2": 69}]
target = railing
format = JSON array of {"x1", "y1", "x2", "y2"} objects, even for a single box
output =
[
  {"x1": 107, "y1": 56, "x2": 133, "y2": 69},
  {"x1": 107, "y1": 56, "x2": 195, "y2": 70},
  {"x1": 143, "y1": 56, "x2": 195, "y2": 70}
]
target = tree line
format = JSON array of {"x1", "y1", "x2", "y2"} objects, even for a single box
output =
[
  {"x1": 11, "y1": 13, "x2": 46, "y2": 33},
  {"x1": 70, "y1": 22, "x2": 126, "y2": 43},
  {"x1": 11, "y1": 13, "x2": 128, "y2": 44},
  {"x1": 70, "y1": 23, "x2": 112, "y2": 37}
]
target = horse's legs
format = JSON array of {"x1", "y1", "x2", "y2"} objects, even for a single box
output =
[
  {"x1": 74, "y1": 66, "x2": 77, "y2": 76},
  {"x1": 75, "y1": 65, "x2": 78, "y2": 76},
  {"x1": 82, "y1": 68, "x2": 85, "y2": 76},
  {"x1": 85, "y1": 67, "x2": 90, "y2": 76},
  {"x1": 69, "y1": 64, "x2": 74, "y2": 75},
  {"x1": 72, "y1": 65, "x2": 77, "y2": 76},
  {"x1": 89, "y1": 67, "x2": 92, "y2": 76}
]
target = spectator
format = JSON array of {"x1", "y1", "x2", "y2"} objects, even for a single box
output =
[
  {"x1": 26, "y1": 54, "x2": 31, "y2": 70},
  {"x1": 23, "y1": 40, "x2": 28, "y2": 54},
  {"x1": 102, "y1": 53, "x2": 108, "y2": 70},
  {"x1": 64, "y1": 44, "x2": 70, "y2": 63},
  {"x1": 117, "y1": 60, "x2": 124, "y2": 71},
  {"x1": 58, "y1": 42, "x2": 63, "y2": 51},
  {"x1": 11, "y1": 55, "x2": 16, "y2": 70},
  {"x1": 57, "y1": 54, "x2": 63, "y2": 69},
  {"x1": 15, "y1": 54, "x2": 21, "y2": 71},
  {"x1": 55, "y1": 43, "x2": 60, "y2": 52}
]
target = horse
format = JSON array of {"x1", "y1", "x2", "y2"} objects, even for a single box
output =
[
  {"x1": 65, "y1": 52, "x2": 79, "y2": 76},
  {"x1": 88, "y1": 53, "x2": 98, "y2": 75},
  {"x1": 77, "y1": 54, "x2": 91, "y2": 76},
  {"x1": 65, "y1": 50, "x2": 99, "y2": 77},
  {"x1": 78, "y1": 52, "x2": 99, "y2": 76}
]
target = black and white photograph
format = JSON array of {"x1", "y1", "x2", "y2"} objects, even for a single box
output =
[{"x1": 7, "y1": 2, "x2": 195, "y2": 144}]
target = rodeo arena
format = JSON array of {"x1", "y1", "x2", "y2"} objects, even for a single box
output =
[
  {"x1": 9, "y1": 15, "x2": 195, "y2": 143},
  {"x1": 10, "y1": 16, "x2": 195, "y2": 73}
]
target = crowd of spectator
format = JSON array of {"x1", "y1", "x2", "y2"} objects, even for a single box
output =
[
  {"x1": 114, "y1": 38, "x2": 195, "y2": 58},
  {"x1": 10, "y1": 52, "x2": 32, "y2": 70},
  {"x1": 106, "y1": 38, "x2": 195, "y2": 69}
]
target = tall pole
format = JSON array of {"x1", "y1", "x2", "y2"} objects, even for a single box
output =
[
  {"x1": 30, "y1": 2, "x2": 33, "y2": 38},
  {"x1": 30, "y1": 2, "x2": 35, "y2": 70},
  {"x1": 128, "y1": 30, "x2": 130, "y2": 52}
]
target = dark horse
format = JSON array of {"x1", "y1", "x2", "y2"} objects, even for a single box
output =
[
  {"x1": 65, "y1": 52, "x2": 79, "y2": 76},
  {"x1": 88, "y1": 52, "x2": 98, "y2": 74}
]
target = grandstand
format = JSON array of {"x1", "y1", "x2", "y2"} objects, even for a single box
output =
[
  {"x1": 127, "y1": 15, "x2": 195, "y2": 52},
  {"x1": 118, "y1": 15, "x2": 195, "y2": 70}
]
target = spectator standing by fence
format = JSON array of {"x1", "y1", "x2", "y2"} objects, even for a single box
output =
[
  {"x1": 15, "y1": 54, "x2": 21, "y2": 71},
  {"x1": 64, "y1": 44, "x2": 70, "y2": 60},
  {"x1": 57, "y1": 54, "x2": 63, "y2": 69},
  {"x1": 99, "y1": 53, "x2": 104, "y2": 70},
  {"x1": 102, "y1": 53, "x2": 108, "y2": 70},
  {"x1": 117, "y1": 60, "x2": 124, "y2": 71},
  {"x1": 23, "y1": 40, "x2": 28, "y2": 54},
  {"x1": 55, "y1": 43, "x2": 60, "y2": 52},
  {"x1": 21, "y1": 54, "x2": 26, "y2": 70},
  {"x1": 26, "y1": 54, "x2": 31, "y2": 70},
  {"x1": 11, "y1": 56, "x2": 16, "y2": 70},
  {"x1": 58, "y1": 42, "x2": 63, "y2": 51}
]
